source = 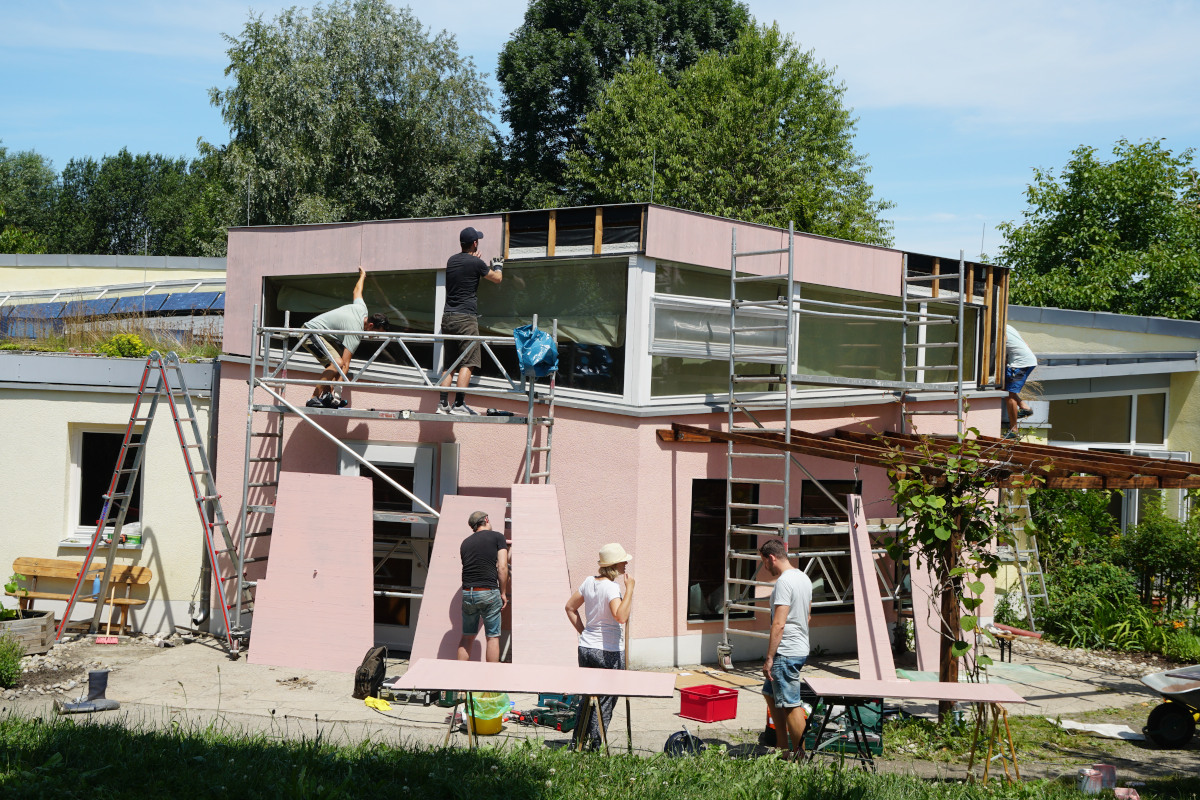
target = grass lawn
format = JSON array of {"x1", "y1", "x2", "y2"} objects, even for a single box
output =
[{"x1": 1, "y1": 713, "x2": 1197, "y2": 799}]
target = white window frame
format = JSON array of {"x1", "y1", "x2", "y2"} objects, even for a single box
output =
[
  {"x1": 1045, "y1": 388, "x2": 1170, "y2": 450},
  {"x1": 63, "y1": 426, "x2": 144, "y2": 547}
]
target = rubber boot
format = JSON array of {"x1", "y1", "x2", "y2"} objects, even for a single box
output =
[{"x1": 54, "y1": 670, "x2": 121, "y2": 714}]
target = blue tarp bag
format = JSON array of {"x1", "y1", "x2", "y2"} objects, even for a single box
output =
[{"x1": 513, "y1": 324, "x2": 558, "y2": 378}]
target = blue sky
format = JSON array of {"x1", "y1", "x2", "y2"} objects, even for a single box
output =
[{"x1": 3, "y1": 1, "x2": 1198, "y2": 258}]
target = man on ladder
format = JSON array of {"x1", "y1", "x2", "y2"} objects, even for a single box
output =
[{"x1": 303, "y1": 266, "x2": 389, "y2": 409}]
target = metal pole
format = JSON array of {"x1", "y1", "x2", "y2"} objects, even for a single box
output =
[
  {"x1": 957, "y1": 250, "x2": 966, "y2": 438},
  {"x1": 784, "y1": 222, "x2": 795, "y2": 540}
]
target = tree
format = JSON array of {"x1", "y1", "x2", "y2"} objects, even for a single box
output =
[
  {"x1": 0, "y1": 143, "x2": 57, "y2": 238},
  {"x1": 880, "y1": 433, "x2": 1017, "y2": 720},
  {"x1": 207, "y1": 0, "x2": 497, "y2": 227},
  {"x1": 566, "y1": 24, "x2": 893, "y2": 244},
  {"x1": 497, "y1": 0, "x2": 749, "y2": 206},
  {"x1": 999, "y1": 139, "x2": 1200, "y2": 319},
  {"x1": 0, "y1": 206, "x2": 48, "y2": 254},
  {"x1": 51, "y1": 149, "x2": 207, "y2": 256}
]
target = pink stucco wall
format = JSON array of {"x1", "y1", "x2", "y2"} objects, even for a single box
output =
[
  {"x1": 645, "y1": 206, "x2": 903, "y2": 297},
  {"x1": 224, "y1": 215, "x2": 503, "y2": 356},
  {"x1": 215, "y1": 364, "x2": 1002, "y2": 654}
]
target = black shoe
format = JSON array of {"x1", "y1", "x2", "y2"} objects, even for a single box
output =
[
  {"x1": 329, "y1": 395, "x2": 349, "y2": 409},
  {"x1": 306, "y1": 397, "x2": 324, "y2": 408},
  {"x1": 1017, "y1": 407, "x2": 1033, "y2": 419},
  {"x1": 318, "y1": 392, "x2": 336, "y2": 408}
]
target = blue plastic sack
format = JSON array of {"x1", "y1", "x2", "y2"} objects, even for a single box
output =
[{"x1": 513, "y1": 324, "x2": 558, "y2": 377}]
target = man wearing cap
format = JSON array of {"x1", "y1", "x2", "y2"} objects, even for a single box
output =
[
  {"x1": 458, "y1": 510, "x2": 509, "y2": 663},
  {"x1": 438, "y1": 226, "x2": 503, "y2": 415}
]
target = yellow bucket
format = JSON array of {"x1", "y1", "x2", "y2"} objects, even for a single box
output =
[{"x1": 465, "y1": 691, "x2": 507, "y2": 735}]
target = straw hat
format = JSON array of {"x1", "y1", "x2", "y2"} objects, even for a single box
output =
[{"x1": 598, "y1": 543, "x2": 632, "y2": 567}]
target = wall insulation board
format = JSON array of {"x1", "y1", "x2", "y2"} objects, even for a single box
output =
[
  {"x1": 247, "y1": 471, "x2": 374, "y2": 673},
  {"x1": 407, "y1": 495, "x2": 509, "y2": 663},
  {"x1": 510, "y1": 483, "x2": 578, "y2": 667}
]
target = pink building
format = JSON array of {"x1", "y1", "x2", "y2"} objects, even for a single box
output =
[{"x1": 214, "y1": 204, "x2": 1010, "y2": 667}]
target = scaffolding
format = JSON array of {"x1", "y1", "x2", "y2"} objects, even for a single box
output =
[
  {"x1": 716, "y1": 227, "x2": 970, "y2": 666},
  {"x1": 226, "y1": 310, "x2": 558, "y2": 641}
]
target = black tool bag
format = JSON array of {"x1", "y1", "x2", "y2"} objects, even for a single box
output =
[{"x1": 352, "y1": 646, "x2": 388, "y2": 699}]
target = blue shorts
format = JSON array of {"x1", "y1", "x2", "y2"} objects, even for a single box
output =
[
  {"x1": 763, "y1": 654, "x2": 809, "y2": 709},
  {"x1": 1005, "y1": 365, "x2": 1035, "y2": 394},
  {"x1": 461, "y1": 589, "x2": 502, "y2": 638}
]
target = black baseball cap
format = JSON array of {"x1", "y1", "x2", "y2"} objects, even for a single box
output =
[{"x1": 459, "y1": 226, "x2": 485, "y2": 245}]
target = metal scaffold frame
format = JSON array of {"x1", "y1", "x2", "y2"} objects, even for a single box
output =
[
  {"x1": 228, "y1": 309, "x2": 558, "y2": 640},
  {"x1": 716, "y1": 227, "x2": 969, "y2": 667}
]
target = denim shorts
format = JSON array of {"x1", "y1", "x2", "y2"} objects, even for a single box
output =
[
  {"x1": 763, "y1": 654, "x2": 809, "y2": 709},
  {"x1": 1005, "y1": 365, "x2": 1035, "y2": 394},
  {"x1": 461, "y1": 588, "x2": 502, "y2": 638}
]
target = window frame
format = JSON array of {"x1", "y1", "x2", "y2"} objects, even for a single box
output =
[{"x1": 63, "y1": 426, "x2": 144, "y2": 547}]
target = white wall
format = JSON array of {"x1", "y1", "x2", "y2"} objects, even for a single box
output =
[{"x1": 0, "y1": 361, "x2": 214, "y2": 635}]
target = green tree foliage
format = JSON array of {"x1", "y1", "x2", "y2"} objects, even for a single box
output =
[
  {"x1": 53, "y1": 149, "x2": 207, "y2": 255},
  {"x1": 1115, "y1": 502, "x2": 1200, "y2": 612},
  {"x1": 1026, "y1": 488, "x2": 1120, "y2": 572},
  {"x1": 0, "y1": 143, "x2": 57, "y2": 235},
  {"x1": 999, "y1": 139, "x2": 1200, "y2": 319},
  {"x1": 207, "y1": 0, "x2": 496, "y2": 226},
  {"x1": 0, "y1": 206, "x2": 48, "y2": 254},
  {"x1": 497, "y1": 0, "x2": 750, "y2": 206},
  {"x1": 566, "y1": 25, "x2": 893, "y2": 244}
]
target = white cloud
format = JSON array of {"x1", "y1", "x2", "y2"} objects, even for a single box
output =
[{"x1": 754, "y1": 0, "x2": 1200, "y2": 131}]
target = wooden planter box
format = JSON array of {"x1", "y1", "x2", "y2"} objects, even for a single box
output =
[{"x1": 0, "y1": 610, "x2": 55, "y2": 655}]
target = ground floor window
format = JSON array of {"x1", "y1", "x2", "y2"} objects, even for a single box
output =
[
  {"x1": 75, "y1": 430, "x2": 143, "y2": 537},
  {"x1": 687, "y1": 479, "x2": 758, "y2": 621}
]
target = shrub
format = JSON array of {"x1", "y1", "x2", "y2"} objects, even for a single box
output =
[
  {"x1": 95, "y1": 334, "x2": 150, "y2": 359},
  {"x1": 1028, "y1": 488, "x2": 1120, "y2": 572},
  {"x1": 1041, "y1": 562, "x2": 1138, "y2": 643},
  {"x1": 0, "y1": 633, "x2": 23, "y2": 688},
  {"x1": 1115, "y1": 504, "x2": 1200, "y2": 613},
  {"x1": 1163, "y1": 630, "x2": 1200, "y2": 664}
]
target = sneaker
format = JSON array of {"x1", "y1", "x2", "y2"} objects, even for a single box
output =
[
  {"x1": 1017, "y1": 407, "x2": 1033, "y2": 419},
  {"x1": 1003, "y1": 430, "x2": 1020, "y2": 440},
  {"x1": 318, "y1": 392, "x2": 336, "y2": 408},
  {"x1": 329, "y1": 395, "x2": 349, "y2": 409},
  {"x1": 435, "y1": 402, "x2": 452, "y2": 415},
  {"x1": 449, "y1": 403, "x2": 478, "y2": 416},
  {"x1": 305, "y1": 397, "x2": 324, "y2": 408}
]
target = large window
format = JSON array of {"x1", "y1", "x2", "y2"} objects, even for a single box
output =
[
  {"x1": 687, "y1": 480, "x2": 758, "y2": 621},
  {"x1": 1048, "y1": 392, "x2": 1166, "y2": 446},
  {"x1": 478, "y1": 259, "x2": 627, "y2": 394},
  {"x1": 266, "y1": 271, "x2": 439, "y2": 368}
]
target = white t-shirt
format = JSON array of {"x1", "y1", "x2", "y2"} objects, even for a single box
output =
[
  {"x1": 1005, "y1": 325, "x2": 1037, "y2": 369},
  {"x1": 771, "y1": 568, "x2": 812, "y2": 658},
  {"x1": 577, "y1": 575, "x2": 624, "y2": 652}
]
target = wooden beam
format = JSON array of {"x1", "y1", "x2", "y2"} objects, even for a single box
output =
[
  {"x1": 932, "y1": 258, "x2": 940, "y2": 299},
  {"x1": 994, "y1": 269, "x2": 1010, "y2": 389},
  {"x1": 547, "y1": 210, "x2": 556, "y2": 257},
  {"x1": 593, "y1": 207, "x2": 603, "y2": 255},
  {"x1": 503, "y1": 214, "x2": 510, "y2": 260},
  {"x1": 981, "y1": 265, "x2": 995, "y2": 386},
  {"x1": 965, "y1": 262, "x2": 974, "y2": 304},
  {"x1": 973, "y1": 435, "x2": 1200, "y2": 478}
]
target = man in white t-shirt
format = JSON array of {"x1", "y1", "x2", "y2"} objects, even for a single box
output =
[
  {"x1": 301, "y1": 266, "x2": 388, "y2": 409},
  {"x1": 1003, "y1": 324, "x2": 1037, "y2": 439},
  {"x1": 759, "y1": 538, "x2": 813, "y2": 757}
]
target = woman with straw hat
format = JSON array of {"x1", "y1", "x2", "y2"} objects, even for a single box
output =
[{"x1": 564, "y1": 542, "x2": 635, "y2": 749}]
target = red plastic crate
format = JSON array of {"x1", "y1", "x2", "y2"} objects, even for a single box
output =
[{"x1": 678, "y1": 684, "x2": 738, "y2": 722}]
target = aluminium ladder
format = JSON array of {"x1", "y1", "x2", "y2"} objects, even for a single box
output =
[
  {"x1": 1005, "y1": 490, "x2": 1049, "y2": 631},
  {"x1": 55, "y1": 351, "x2": 239, "y2": 652}
]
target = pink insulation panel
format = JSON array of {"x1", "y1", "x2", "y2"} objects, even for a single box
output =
[
  {"x1": 847, "y1": 495, "x2": 897, "y2": 681},
  {"x1": 804, "y1": 676, "x2": 1025, "y2": 704},
  {"x1": 510, "y1": 484, "x2": 578, "y2": 667},
  {"x1": 246, "y1": 471, "x2": 374, "y2": 673},
  {"x1": 407, "y1": 495, "x2": 509, "y2": 663},
  {"x1": 908, "y1": 556, "x2": 942, "y2": 673}
]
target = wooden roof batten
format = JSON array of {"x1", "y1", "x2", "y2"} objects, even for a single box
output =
[{"x1": 660, "y1": 423, "x2": 1200, "y2": 490}]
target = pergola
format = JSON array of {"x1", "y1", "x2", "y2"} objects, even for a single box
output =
[{"x1": 660, "y1": 423, "x2": 1200, "y2": 489}]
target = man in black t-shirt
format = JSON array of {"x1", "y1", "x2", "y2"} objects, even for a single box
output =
[
  {"x1": 437, "y1": 226, "x2": 503, "y2": 416},
  {"x1": 458, "y1": 510, "x2": 509, "y2": 662}
]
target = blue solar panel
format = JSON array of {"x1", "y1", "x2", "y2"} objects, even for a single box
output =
[
  {"x1": 208, "y1": 293, "x2": 225, "y2": 311},
  {"x1": 61, "y1": 298, "x2": 118, "y2": 318},
  {"x1": 159, "y1": 291, "x2": 222, "y2": 312},
  {"x1": 9, "y1": 301, "x2": 65, "y2": 320},
  {"x1": 111, "y1": 294, "x2": 168, "y2": 315}
]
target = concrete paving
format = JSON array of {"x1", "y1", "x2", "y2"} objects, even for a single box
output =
[{"x1": 0, "y1": 636, "x2": 1165, "y2": 756}]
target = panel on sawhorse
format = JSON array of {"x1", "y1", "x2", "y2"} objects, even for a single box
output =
[
  {"x1": 247, "y1": 471, "x2": 373, "y2": 673},
  {"x1": 848, "y1": 494, "x2": 897, "y2": 681},
  {"x1": 408, "y1": 495, "x2": 509, "y2": 663}
]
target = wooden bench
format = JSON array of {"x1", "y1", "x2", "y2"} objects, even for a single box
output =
[{"x1": 7, "y1": 557, "x2": 152, "y2": 635}]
